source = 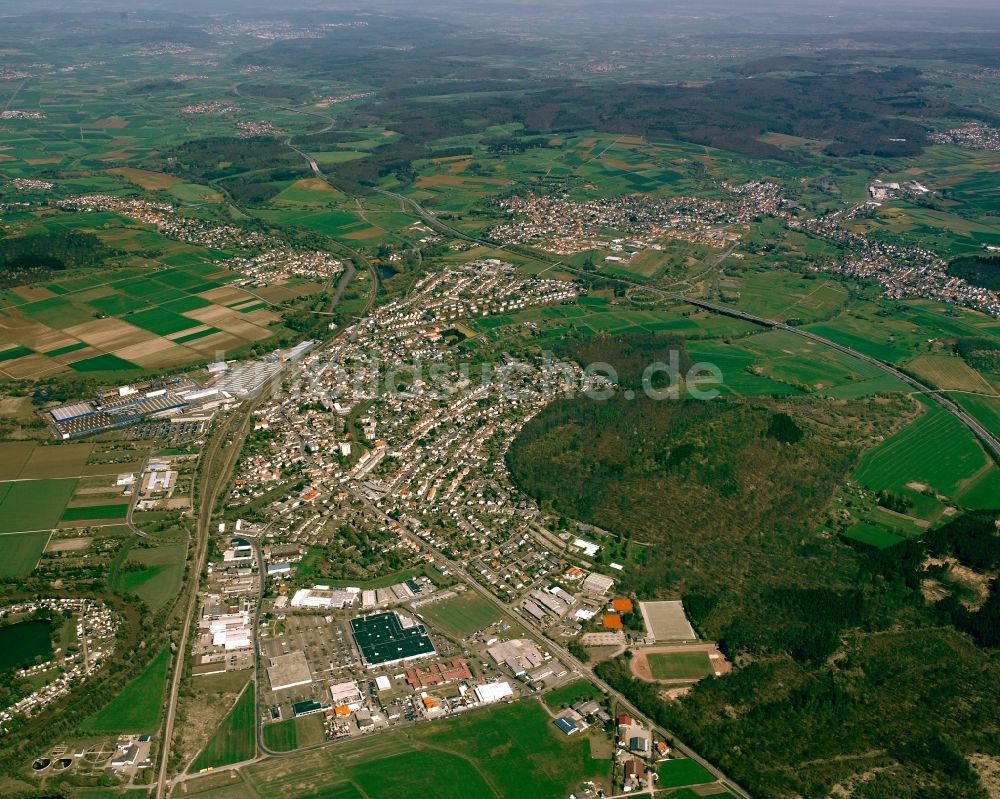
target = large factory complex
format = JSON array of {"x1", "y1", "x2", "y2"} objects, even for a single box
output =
[{"x1": 44, "y1": 341, "x2": 316, "y2": 438}]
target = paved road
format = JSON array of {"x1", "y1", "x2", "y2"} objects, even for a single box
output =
[
  {"x1": 156, "y1": 402, "x2": 261, "y2": 799},
  {"x1": 617, "y1": 285, "x2": 1000, "y2": 460},
  {"x1": 348, "y1": 489, "x2": 753, "y2": 799}
]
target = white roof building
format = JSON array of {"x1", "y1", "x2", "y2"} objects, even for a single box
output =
[{"x1": 474, "y1": 681, "x2": 514, "y2": 705}]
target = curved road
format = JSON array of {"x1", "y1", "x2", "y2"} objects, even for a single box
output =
[
  {"x1": 156, "y1": 178, "x2": 995, "y2": 797},
  {"x1": 377, "y1": 190, "x2": 1000, "y2": 459}
]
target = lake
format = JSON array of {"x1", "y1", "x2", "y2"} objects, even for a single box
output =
[{"x1": 0, "y1": 619, "x2": 53, "y2": 671}]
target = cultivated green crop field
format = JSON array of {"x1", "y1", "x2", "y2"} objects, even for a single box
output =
[
  {"x1": 416, "y1": 592, "x2": 503, "y2": 639},
  {"x1": 0, "y1": 248, "x2": 290, "y2": 381},
  {"x1": 245, "y1": 700, "x2": 608, "y2": 799},
  {"x1": 60, "y1": 502, "x2": 130, "y2": 522},
  {"x1": 0, "y1": 478, "x2": 78, "y2": 534},
  {"x1": 0, "y1": 531, "x2": 51, "y2": 577},
  {"x1": 191, "y1": 684, "x2": 256, "y2": 771},
  {"x1": 852, "y1": 399, "x2": 995, "y2": 513},
  {"x1": 82, "y1": 646, "x2": 170, "y2": 733}
]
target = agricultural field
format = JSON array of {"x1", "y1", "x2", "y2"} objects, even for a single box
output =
[
  {"x1": 686, "y1": 332, "x2": 910, "y2": 399},
  {"x1": 416, "y1": 592, "x2": 503, "y2": 639},
  {"x1": 851, "y1": 398, "x2": 998, "y2": 518},
  {"x1": 721, "y1": 270, "x2": 848, "y2": 323},
  {"x1": 244, "y1": 700, "x2": 609, "y2": 799},
  {"x1": 0, "y1": 531, "x2": 52, "y2": 577},
  {"x1": 656, "y1": 759, "x2": 717, "y2": 789},
  {"x1": 905, "y1": 353, "x2": 997, "y2": 393},
  {"x1": 117, "y1": 542, "x2": 188, "y2": 612},
  {"x1": 0, "y1": 443, "x2": 151, "y2": 582},
  {"x1": 81, "y1": 646, "x2": 171, "y2": 734},
  {"x1": 0, "y1": 250, "x2": 292, "y2": 380},
  {"x1": 0, "y1": 477, "x2": 78, "y2": 534},
  {"x1": 190, "y1": 684, "x2": 256, "y2": 771}
]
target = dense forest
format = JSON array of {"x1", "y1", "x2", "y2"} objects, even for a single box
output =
[
  {"x1": 948, "y1": 255, "x2": 1000, "y2": 292},
  {"x1": 0, "y1": 231, "x2": 112, "y2": 288},
  {"x1": 505, "y1": 336, "x2": 1000, "y2": 799},
  {"x1": 239, "y1": 20, "x2": 987, "y2": 161}
]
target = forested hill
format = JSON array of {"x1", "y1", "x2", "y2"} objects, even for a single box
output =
[
  {"x1": 506, "y1": 394, "x2": 896, "y2": 639},
  {"x1": 506, "y1": 390, "x2": 1000, "y2": 798}
]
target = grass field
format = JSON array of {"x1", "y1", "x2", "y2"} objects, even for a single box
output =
[
  {"x1": 852, "y1": 398, "x2": 992, "y2": 512},
  {"x1": 118, "y1": 542, "x2": 187, "y2": 611},
  {"x1": 82, "y1": 646, "x2": 170, "y2": 733},
  {"x1": 843, "y1": 522, "x2": 906, "y2": 550},
  {"x1": 905, "y1": 354, "x2": 995, "y2": 393},
  {"x1": 647, "y1": 652, "x2": 714, "y2": 681},
  {"x1": 542, "y1": 680, "x2": 604, "y2": 710},
  {"x1": 191, "y1": 683, "x2": 256, "y2": 771},
  {"x1": 262, "y1": 719, "x2": 297, "y2": 753},
  {"x1": 247, "y1": 700, "x2": 608, "y2": 799},
  {"x1": 0, "y1": 478, "x2": 78, "y2": 533},
  {"x1": 656, "y1": 758, "x2": 716, "y2": 788},
  {"x1": 0, "y1": 531, "x2": 50, "y2": 577},
  {"x1": 416, "y1": 592, "x2": 503, "y2": 639}
]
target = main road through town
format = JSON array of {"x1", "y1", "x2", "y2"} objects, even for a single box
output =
[
  {"x1": 348, "y1": 488, "x2": 754, "y2": 799},
  {"x1": 155, "y1": 391, "x2": 271, "y2": 799}
]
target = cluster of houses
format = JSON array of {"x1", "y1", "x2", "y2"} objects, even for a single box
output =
[
  {"x1": 488, "y1": 181, "x2": 786, "y2": 255},
  {"x1": 800, "y1": 210, "x2": 1000, "y2": 317},
  {"x1": 0, "y1": 599, "x2": 120, "y2": 732}
]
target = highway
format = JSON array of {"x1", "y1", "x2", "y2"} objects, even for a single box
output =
[
  {"x1": 153, "y1": 183, "x2": 994, "y2": 798},
  {"x1": 375, "y1": 190, "x2": 1000, "y2": 459},
  {"x1": 674, "y1": 294, "x2": 1000, "y2": 458}
]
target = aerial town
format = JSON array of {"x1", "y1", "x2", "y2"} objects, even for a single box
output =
[{"x1": 2, "y1": 5, "x2": 1000, "y2": 799}]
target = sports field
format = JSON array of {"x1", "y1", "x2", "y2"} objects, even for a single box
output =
[
  {"x1": 639, "y1": 601, "x2": 697, "y2": 641},
  {"x1": 82, "y1": 646, "x2": 171, "y2": 733},
  {"x1": 416, "y1": 592, "x2": 502, "y2": 639},
  {"x1": 647, "y1": 651, "x2": 715, "y2": 681},
  {"x1": 191, "y1": 684, "x2": 256, "y2": 771}
]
